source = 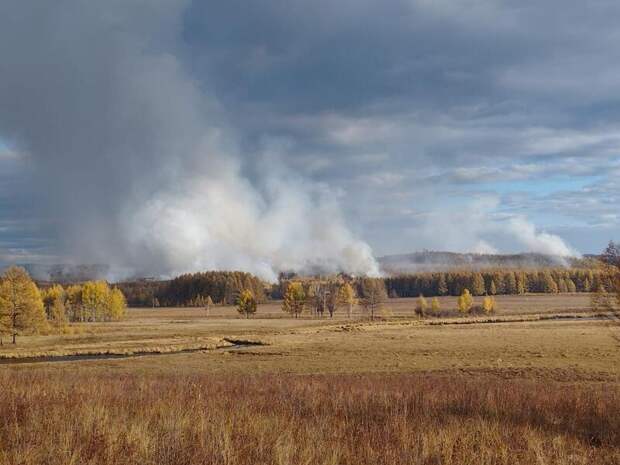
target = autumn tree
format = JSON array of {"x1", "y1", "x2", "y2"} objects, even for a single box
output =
[
  {"x1": 108, "y1": 288, "x2": 127, "y2": 321},
  {"x1": 0, "y1": 266, "x2": 47, "y2": 344},
  {"x1": 431, "y1": 297, "x2": 441, "y2": 314},
  {"x1": 65, "y1": 282, "x2": 126, "y2": 322},
  {"x1": 65, "y1": 285, "x2": 84, "y2": 322},
  {"x1": 457, "y1": 289, "x2": 474, "y2": 314},
  {"x1": 82, "y1": 281, "x2": 109, "y2": 321},
  {"x1": 359, "y1": 278, "x2": 387, "y2": 321},
  {"x1": 309, "y1": 282, "x2": 328, "y2": 318},
  {"x1": 416, "y1": 294, "x2": 428, "y2": 317},
  {"x1": 42, "y1": 284, "x2": 65, "y2": 319},
  {"x1": 282, "y1": 282, "x2": 306, "y2": 318},
  {"x1": 505, "y1": 272, "x2": 517, "y2": 294},
  {"x1": 338, "y1": 282, "x2": 357, "y2": 318},
  {"x1": 482, "y1": 296, "x2": 497, "y2": 315},
  {"x1": 567, "y1": 279, "x2": 577, "y2": 293},
  {"x1": 43, "y1": 284, "x2": 69, "y2": 333},
  {"x1": 471, "y1": 273, "x2": 485, "y2": 296},
  {"x1": 324, "y1": 281, "x2": 341, "y2": 318},
  {"x1": 237, "y1": 289, "x2": 257, "y2": 318},
  {"x1": 489, "y1": 280, "x2": 497, "y2": 296},
  {"x1": 542, "y1": 272, "x2": 559, "y2": 294}
]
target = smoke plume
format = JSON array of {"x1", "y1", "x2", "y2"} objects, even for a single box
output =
[{"x1": 0, "y1": 1, "x2": 379, "y2": 280}]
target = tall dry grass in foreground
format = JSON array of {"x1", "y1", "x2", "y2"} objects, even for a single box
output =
[{"x1": 0, "y1": 371, "x2": 618, "y2": 465}]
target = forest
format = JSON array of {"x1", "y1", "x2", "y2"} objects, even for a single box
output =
[
  {"x1": 117, "y1": 271, "x2": 267, "y2": 307},
  {"x1": 118, "y1": 265, "x2": 619, "y2": 307}
]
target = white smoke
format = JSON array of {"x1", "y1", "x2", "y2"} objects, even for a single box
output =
[
  {"x1": 124, "y1": 149, "x2": 379, "y2": 280},
  {"x1": 505, "y1": 217, "x2": 579, "y2": 257},
  {"x1": 0, "y1": 1, "x2": 379, "y2": 280},
  {"x1": 413, "y1": 196, "x2": 579, "y2": 258}
]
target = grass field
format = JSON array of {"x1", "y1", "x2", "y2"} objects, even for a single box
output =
[{"x1": 1, "y1": 294, "x2": 618, "y2": 464}]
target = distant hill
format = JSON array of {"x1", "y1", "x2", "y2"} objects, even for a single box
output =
[{"x1": 378, "y1": 251, "x2": 601, "y2": 274}]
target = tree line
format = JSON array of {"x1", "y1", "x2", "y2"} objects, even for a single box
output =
[
  {"x1": 0, "y1": 266, "x2": 127, "y2": 344},
  {"x1": 240, "y1": 278, "x2": 497, "y2": 320},
  {"x1": 384, "y1": 268, "x2": 616, "y2": 298},
  {"x1": 117, "y1": 271, "x2": 266, "y2": 307},
  {"x1": 108, "y1": 241, "x2": 620, "y2": 313}
]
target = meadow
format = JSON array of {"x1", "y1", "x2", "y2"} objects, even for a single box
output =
[{"x1": 1, "y1": 294, "x2": 618, "y2": 464}]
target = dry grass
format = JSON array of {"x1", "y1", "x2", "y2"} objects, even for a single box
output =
[
  {"x1": 131, "y1": 293, "x2": 595, "y2": 319},
  {"x1": 0, "y1": 294, "x2": 602, "y2": 362},
  {"x1": 1, "y1": 294, "x2": 617, "y2": 463},
  {"x1": 0, "y1": 371, "x2": 618, "y2": 465}
]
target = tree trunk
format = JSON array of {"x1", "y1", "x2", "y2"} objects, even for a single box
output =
[{"x1": 12, "y1": 332, "x2": 16, "y2": 344}]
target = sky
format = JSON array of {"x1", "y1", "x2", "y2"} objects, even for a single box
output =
[{"x1": 0, "y1": 1, "x2": 619, "y2": 277}]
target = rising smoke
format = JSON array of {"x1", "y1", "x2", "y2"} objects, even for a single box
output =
[{"x1": 0, "y1": 1, "x2": 379, "y2": 281}]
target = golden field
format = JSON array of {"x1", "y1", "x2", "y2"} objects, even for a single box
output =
[{"x1": 0, "y1": 294, "x2": 618, "y2": 464}]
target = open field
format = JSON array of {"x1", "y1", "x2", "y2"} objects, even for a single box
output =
[
  {"x1": 132, "y1": 293, "x2": 596, "y2": 319},
  {"x1": 0, "y1": 293, "x2": 608, "y2": 362},
  {"x1": 1, "y1": 294, "x2": 618, "y2": 464}
]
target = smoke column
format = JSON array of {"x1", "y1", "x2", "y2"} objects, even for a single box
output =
[{"x1": 0, "y1": 1, "x2": 379, "y2": 280}]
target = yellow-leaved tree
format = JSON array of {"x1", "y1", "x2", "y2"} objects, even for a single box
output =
[
  {"x1": 75, "y1": 282, "x2": 126, "y2": 322},
  {"x1": 482, "y1": 295, "x2": 497, "y2": 315},
  {"x1": 65, "y1": 284, "x2": 84, "y2": 322},
  {"x1": 338, "y1": 282, "x2": 357, "y2": 319},
  {"x1": 0, "y1": 266, "x2": 47, "y2": 344},
  {"x1": 282, "y1": 282, "x2": 306, "y2": 318},
  {"x1": 108, "y1": 288, "x2": 127, "y2": 321},
  {"x1": 82, "y1": 281, "x2": 109, "y2": 322},
  {"x1": 237, "y1": 289, "x2": 257, "y2": 319},
  {"x1": 43, "y1": 284, "x2": 68, "y2": 333},
  {"x1": 457, "y1": 289, "x2": 474, "y2": 314},
  {"x1": 42, "y1": 284, "x2": 64, "y2": 319},
  {"x1": 431, "y1": 297, "x2": 441, "y2": 314},
  {"x1": 416, "y1": 294, "x2": 428, "y2": 317}
]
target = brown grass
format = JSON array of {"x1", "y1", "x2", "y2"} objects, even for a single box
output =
[
  {"x1": 131, "y1": 293, "x2": 595, "y2": 319},
  {"x1": 0, "y1": 371, "x2": 618, "y2": 465},
  {"x1": 1, "y1": 294, "x2": 617, "y2": 464}
]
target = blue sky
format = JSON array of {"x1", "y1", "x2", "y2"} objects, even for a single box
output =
[{"x1": 0, "y1": 1, "x2": 618, "y2": 275}]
